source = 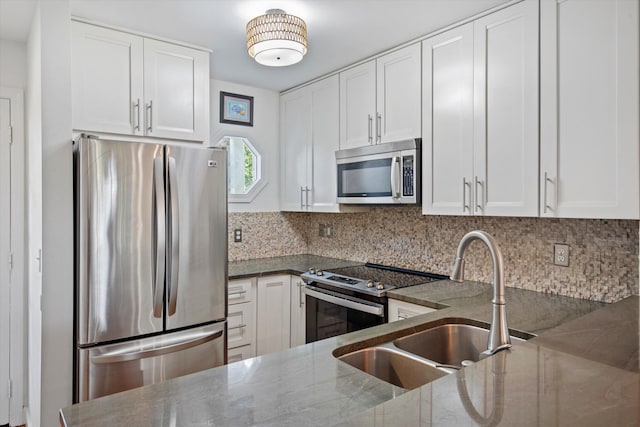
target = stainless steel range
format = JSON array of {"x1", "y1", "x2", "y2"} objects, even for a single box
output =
[{"x1": 301, "y1": 263, "x2": 447, "y2": 343}]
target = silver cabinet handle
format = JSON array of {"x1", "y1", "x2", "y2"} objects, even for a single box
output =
[
  {"x1": 146, "y1": 100, "x2": 153, "y2": 132},
  {"x1": 367, "y1": 114, "x2": 373, "y2": 144},
  {"x1": 228, "y1": 324, "x2": 247, "y2": 331},
  {"x1": 91, "y1": 328, "x2": 223, "y2": 364},
  {"x1": 390, "y1": 156, "x2": 401, "y2": 198},
  {"x1": 228, "y1": 290, "x2": 247, "y2": 297},
  {"x1": 133, "y1": 99, "x2": 140, "y2": 131},
  {"x1": 300, "y1": 186, "x2": 304, "y2": 209},
  {"x1": 305, "y1": 186, "x2": 311, "y2": 208},
  {"x1": 543, "y1": 172, "x2": 554, "y2": 213},
  {"x1": 376, "y1": 112, "x2": 382, "y2": 143},
  {"x1": 462, "y1": 178, "x2": 470, "y2": 213},
  {"x1": 474, "y1": 176, "x2": 483, "y2": 212},
  {"x1": 152, "y1": 156, "x2": 166, "y2": 318},
  {"x1": 298, "y1": 281, "x2": 304, "y2": 308},
  {"x1": 167, "y1": 155, "x2": 180, "y2": 316}
]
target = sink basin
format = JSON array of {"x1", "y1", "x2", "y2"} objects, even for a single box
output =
[
  {"x1": 393, "y1": 323, "x2": 531, "y2": 367},
  {"x1": 335, "y1": 319, "x2": 535, "y2": 389},
  {"x1": 337, "y1": 345, "x2": 449, "y2": 390}
]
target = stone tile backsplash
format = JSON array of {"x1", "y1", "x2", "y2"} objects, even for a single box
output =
[{"x1": 229, "y1": 207, "x2": 639, "y2": 303}]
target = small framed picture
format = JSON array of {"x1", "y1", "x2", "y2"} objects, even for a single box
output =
[{"x1": 220, "y1": 91, "x2": 254, "y2": 126}]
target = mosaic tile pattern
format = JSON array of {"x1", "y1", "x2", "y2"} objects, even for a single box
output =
[{"x1": 228, "y1": 208, "x2": 639, "y2": 303}]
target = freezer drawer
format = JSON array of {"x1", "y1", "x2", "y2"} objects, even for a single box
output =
[{"x1": 77, "y1": 323, "x2": 225, "y2": 402}]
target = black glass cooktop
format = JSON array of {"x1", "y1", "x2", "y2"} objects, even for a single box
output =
[{"x1": 329, "y1": 263, "x2": 448, "y2": 289}]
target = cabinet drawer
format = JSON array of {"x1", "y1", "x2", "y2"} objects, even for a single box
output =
[
  {"x1": 388, "y1": 299, "x2": 437, "y2": 322},
  {"x1": 228, "y1": 278, "x2": 255, "y2": 305},
  {"x1": 228, "y1": 301, "x2": 255, "y2": 349},
  {"x1": 227, "y1": 344, "x2": 255, "y2": 364}
]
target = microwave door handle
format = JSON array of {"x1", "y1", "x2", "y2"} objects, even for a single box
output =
[{"x1": 391, "y1": 156, "x2": 401, "y2": 198}]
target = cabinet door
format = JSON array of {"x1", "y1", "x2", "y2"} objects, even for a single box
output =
[
  {"x1": 339, "y1": 61, "x2": 376, "y2": 149},
  {"x1": 540, "y1": 0, "x2": 639, "y2": 219},
  {"x1": 227, "y1": 301, "x2": 255, "y2": 349},
  {"x1": 143, "y1": 39, "x2": 209, "y2": 142},
  {"x1": 473, "y1": 0, "x2": 539, "y2": 217},
  {"x1": 72, "y1": 21, "x2": 143, "y2": 136},
  {"x1": 256, "y1": 275, "x2": 291, "y2": 356},
  {"x1": 309, "y1": 76, "x2": 340, "y2": 212},
  {"x1": 377, "y1": 44, "x2": 422, "y2": 143},
  {"x1": 289, "y1": 277, "x2": 306, "y2": 347},
  {"x1": 280, "y1": 89, "x2": 311, "y2": 211},
  {"x1": 422, "y1": 23, "x2": 474, "y2": 216}
]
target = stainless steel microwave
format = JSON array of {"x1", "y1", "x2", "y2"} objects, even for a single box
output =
[{"x1": 335, "y1": 139, "x2": 420, "y2": 204}]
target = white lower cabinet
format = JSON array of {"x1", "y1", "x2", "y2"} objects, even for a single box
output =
[
  {"x1": 227, "y1": 278, "x2": 256, "y2": 362},
  {"x1": 256, "y1": 275, "x2": 292, "y2": 356},
  {"x1": 388, "y1": 299, "x2": 437, "y2": 322}
]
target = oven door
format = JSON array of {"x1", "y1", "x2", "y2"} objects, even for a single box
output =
[{"x1": 304, "y1": 285, "x2": 386, "y2": 343}]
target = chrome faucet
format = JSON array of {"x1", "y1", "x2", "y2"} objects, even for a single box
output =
[{"x1": 450, "y1": 230, "x2": 511, "y2": 357}]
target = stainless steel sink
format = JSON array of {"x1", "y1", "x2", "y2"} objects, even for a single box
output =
[
  {"x1": 338, "y1": 345, "x2": 448, "y2": 390},
  {"x1": 393, "y1": 323, "x2": 531, "y2": 367},
  {"x1": 335, "y1": 319, "x2": 535, "y2": 389}
]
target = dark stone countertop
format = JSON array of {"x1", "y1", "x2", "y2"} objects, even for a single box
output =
[
  {"x1": 228, "y1": 254, "x2": 363, "y2": 279},
  {"x1": 60, "y1": 255, "x2": 638, "y2": 426}
]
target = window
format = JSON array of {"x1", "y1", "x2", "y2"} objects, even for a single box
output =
[{"x1": 220, "y1": 136, "x2": 266, "y2": 202}]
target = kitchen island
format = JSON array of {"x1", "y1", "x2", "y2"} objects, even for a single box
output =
[{"x1": 60, "y1": 256, "x2": 638, "y2": 426}]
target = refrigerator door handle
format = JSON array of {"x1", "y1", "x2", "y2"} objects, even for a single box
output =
[
  {"x1": 153, "y1": 156, "x2": 166, "y2": 318},
  {"x1": 90, "y1": 328, "x2": 224, "y2": 364},
  {"x1": 167, "y1": 156, "x2": 180, "y2": 316}
]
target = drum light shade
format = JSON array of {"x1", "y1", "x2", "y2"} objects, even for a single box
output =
[{"x1": 246, "y1": 9, "x2": 308, "y2": 67}]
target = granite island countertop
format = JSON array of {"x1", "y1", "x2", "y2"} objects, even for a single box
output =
[{"x1": 60, "y1": 256, "x2": 638, "y2": 427}]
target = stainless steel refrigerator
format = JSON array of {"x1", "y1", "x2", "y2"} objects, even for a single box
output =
[{"x1": 74, "y1": 135, "x2": 227, "y2": 402}]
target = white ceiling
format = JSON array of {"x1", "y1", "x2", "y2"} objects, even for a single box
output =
[{"x1": 0, "y1": 0, "x2": 510, "y2": 91}]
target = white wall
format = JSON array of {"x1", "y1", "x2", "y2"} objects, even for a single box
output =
[
  {"x1": 0, "y1": 40, "x2": 27, "y2": 89},
  {"x1": 25, "y1": 5, "x2": 42, "y2": 427},
  {"x1": 210, "y1": 79, "x2": 280, "y2": 212},
  {"x1": 24, "y1": 2, "x2": 74, "y2": 426}
]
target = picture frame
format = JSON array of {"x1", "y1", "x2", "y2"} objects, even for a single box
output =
[{"x1": 220, "y1": 91, "x2": 254, "y2": 126}]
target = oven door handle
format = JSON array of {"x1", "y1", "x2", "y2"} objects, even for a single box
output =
[{"x1": 303, "y1": 285, "x2": 385, "y2": 317}]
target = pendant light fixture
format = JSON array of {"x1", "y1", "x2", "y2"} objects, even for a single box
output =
[{"x1": 246, "y1": 9, "x2": 308, "y2": 67}]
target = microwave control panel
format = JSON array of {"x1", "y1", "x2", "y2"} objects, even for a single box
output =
[{"x1": 402, "y1": 155, "x2": 414, "y2": 196}]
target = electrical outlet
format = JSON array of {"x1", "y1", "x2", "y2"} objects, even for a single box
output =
[
  {"x1": 554, "y1": 244, "x2": 569, "y2": 267},
  {"x1": 233, "y1": 228, "x2": 242, "y2": 243},
  {"x1": 326, "y1": 224, "x2": 333, "y2": 238},
  {"x1": 318, "y1": 224, "x2": 326, "y2": 237}
]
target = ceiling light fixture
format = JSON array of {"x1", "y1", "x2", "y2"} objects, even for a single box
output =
[{"x1": 246, "y1": 9, "x2": 308, "y2": 67}]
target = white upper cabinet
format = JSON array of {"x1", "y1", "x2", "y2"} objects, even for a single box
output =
[
  {"x1": 540, "y1": 0, "x2": 639, "y2": 219},
  {"x1": 473, "y1": 0, "x2": 539, "y2": 217},
  {"x1": 72, "y1": 21, "x2": 209, "y2": 142},
  {"x1": 422, "y1": 23, "x2": 475, "y2": 215},
  {"x1": 72, "y1": 22, "x2": 144, "y2": 136},
  {"x1": 340, "y1": 44, "x2": 421, "y2": 149},
  {"x1": 376, "y1": 44, "x2": 422, "y2": 144},
  {"x1": 143, "y1": 38, "x2": 209, "y2": 142},
  {"x1": 422, "y1": 0, "x2": 538, "y2": 217},
  {"x1": 280, "y1": 75, "x2": 340, "y2": 212},
  {"x1": 339, "y1": 61, "x2": 376, "y2": 149}
]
